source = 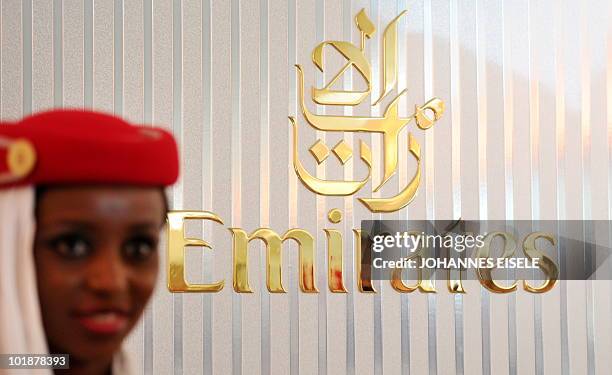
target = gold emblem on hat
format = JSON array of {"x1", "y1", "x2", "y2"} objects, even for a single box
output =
[{"x1": 7, "y1": 139, "x2": 36, "y2": 178}]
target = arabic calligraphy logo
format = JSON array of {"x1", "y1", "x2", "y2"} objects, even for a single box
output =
[{"x1": 289, "y1": 8, "x2": 445, "y2": 213}]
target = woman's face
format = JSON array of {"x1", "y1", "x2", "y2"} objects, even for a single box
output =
[{"x1": 34, "y1": 186, "x2": 166, "y2": 364}]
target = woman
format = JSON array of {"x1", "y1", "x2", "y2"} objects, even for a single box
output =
[{"x1": 0, "y1": 110, "x2": 179, "y2": 374}]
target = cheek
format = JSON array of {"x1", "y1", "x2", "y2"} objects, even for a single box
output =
[
  {"x1": 33, "y1": 230, "x2": 78, "y2": 294},
  {"x1": 34, "y1": 252, "x2": 82, "y2": 321},
  {"x1": 129, "y1": 257, "x2": 159, "y2": 310},
  {"x1": 35, "y1": 251, "x2": 81, "y2": 295}
]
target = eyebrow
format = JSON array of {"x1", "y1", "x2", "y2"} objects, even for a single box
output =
[
  {"x1": 128, "y1": 222, "x2": 163, "y2": 231},
  {"x1": 38, "y1": 219, "x2": 162, "y2": 231},
  {"x1": 37, "y1": 220, "x2": 96, "y2": 230}
]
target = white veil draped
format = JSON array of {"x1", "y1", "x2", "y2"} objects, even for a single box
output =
[
  {"x1": 0, "y1": 188, "x2": 136, "y2": 375},
  {"x1": 0, "y1": 187, "x2": 50, "y2": 375}
]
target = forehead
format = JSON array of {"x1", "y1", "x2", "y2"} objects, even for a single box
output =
[{"x1": 36, "y1": 186, "x2": 165, "y2": 226}]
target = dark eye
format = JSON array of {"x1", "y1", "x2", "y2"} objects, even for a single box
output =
[
  {"x1": 49, "y1": 234, "x2": 92, "y2": 259},
  {"x1": 123, "y1": 237, "x2": 157, "y2": 261}
]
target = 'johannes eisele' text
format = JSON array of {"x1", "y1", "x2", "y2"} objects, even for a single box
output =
[{"x1": 372, "y1": 257, "x2": 540, "y2": 270}]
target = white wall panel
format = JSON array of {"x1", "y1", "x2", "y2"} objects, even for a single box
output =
[{"x1": 1, "y1": 1, "x2": 610, "y2": 374}]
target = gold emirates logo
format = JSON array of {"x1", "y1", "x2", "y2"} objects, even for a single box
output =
[
  {"x1": 290, "y1": 9, "x2": 444, "y2": 212},
  {"x1": 166, "y1": 10, "x2": 557, "y2": 295}
]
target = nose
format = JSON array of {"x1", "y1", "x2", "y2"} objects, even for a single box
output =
[{"x1": 84, "y1": 244, "x2": 129, "y2": 295}]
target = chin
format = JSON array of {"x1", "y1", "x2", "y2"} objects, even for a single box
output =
[
  {"x1": 52, "y1": 321, "x2": 132, "y2": 364},
  {"x1": 67, "y1": 335, "x2": 125, "y2": 363}
]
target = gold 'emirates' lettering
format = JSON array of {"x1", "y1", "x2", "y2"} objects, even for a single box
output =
[{"x1": 167, "y1": 211, "x2": 558, "y2": 294}]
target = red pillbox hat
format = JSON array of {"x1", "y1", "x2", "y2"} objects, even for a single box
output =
[{"x1": 0, "y1": 109, "x2": 179, "y2": 188}]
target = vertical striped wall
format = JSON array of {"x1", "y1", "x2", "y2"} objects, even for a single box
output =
[{"x1": 1, "y1": 1, "x2": 611, "y2": 374}]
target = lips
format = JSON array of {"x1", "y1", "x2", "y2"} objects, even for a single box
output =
[{"x1": 74, "y1": 310, "x2": 129, "y2": 335}]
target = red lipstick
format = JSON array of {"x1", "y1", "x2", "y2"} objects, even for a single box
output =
[{"x1": 74, "y1": 311, "x2": 129, "y2": 335}]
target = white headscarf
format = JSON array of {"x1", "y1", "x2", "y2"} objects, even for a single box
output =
[
  {"x1": 0, "y1": 188, "x2": 136, "y2": 375},
  {"x1": 0, "y1": 187, "x2": 49, "y2": 375}
]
